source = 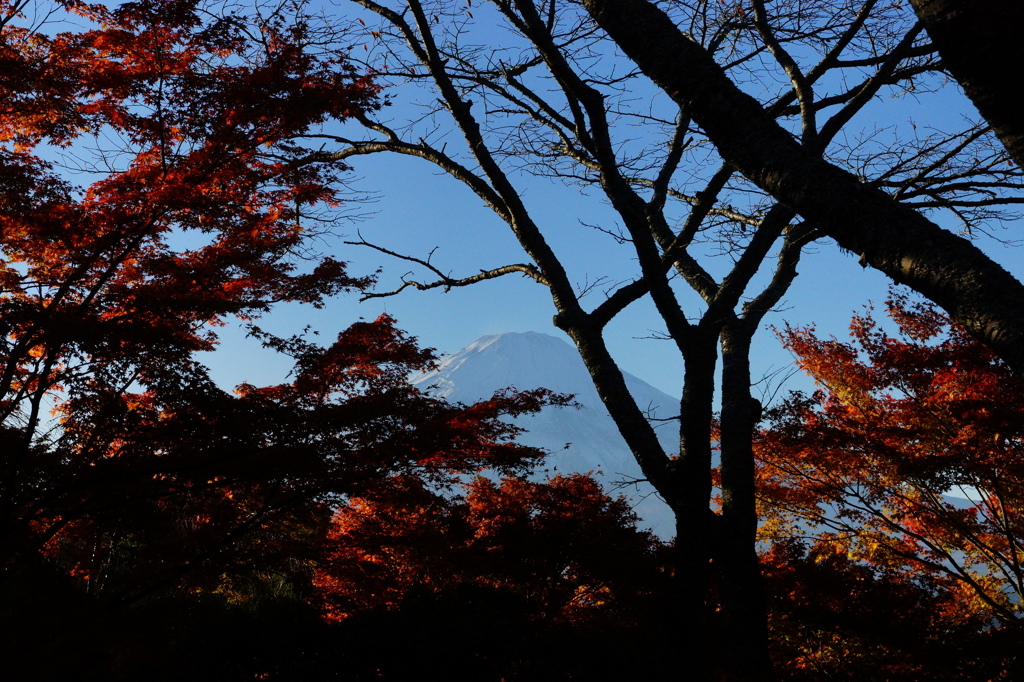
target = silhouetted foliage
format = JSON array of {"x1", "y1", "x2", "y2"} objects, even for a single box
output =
[{"x1": 4, "y1": 1, "x2": 1023, "y2": 679}]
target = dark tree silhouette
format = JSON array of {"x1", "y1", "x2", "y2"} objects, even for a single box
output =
[{"x1": 324, "y1": 2, "x2": 1023, "y2": 676}]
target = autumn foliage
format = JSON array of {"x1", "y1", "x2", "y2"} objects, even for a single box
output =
[
  {"x1": 0, "y1": 0, "x2": 567, "y2": 665},
  {"x1": 755, "y1": 292, "x2": 1024, "y2": 677},
  {"x1": 315, "y1": 473, "x2": 664, "y2": 624},
  {"x1": 1, "y1": 3, "x2": 672, "y2": 678},
  {"x1": 3, "y1": 0, "x2": 1023, "y2": 679}
]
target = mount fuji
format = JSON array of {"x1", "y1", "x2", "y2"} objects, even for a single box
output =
[{"x1": 412, "y1": 332, "x2": 677, "y2": 538}]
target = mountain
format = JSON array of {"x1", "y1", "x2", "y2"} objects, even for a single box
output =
[{"x1": 412, "y1": 332, "x2": 677, "y2": 538}]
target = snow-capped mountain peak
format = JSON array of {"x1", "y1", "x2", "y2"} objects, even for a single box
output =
[{"x1": 412, "y1": 332, "x2": 677, "y2": 538}]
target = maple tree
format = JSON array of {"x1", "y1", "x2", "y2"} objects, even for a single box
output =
[
  {"x1": 0, "y1": 0, "x2": 570, "y2": 615},
  {"x1": 315, "y1": 472, "x2": 664, "y2": 624},
  {"x1": 760, "y1": 539, "x2": 1010, "y2": 681},
  {"x1": 754, "y1": 292, "x2": 1024, "y2": 669},
  {"x1": 313, "y1": 472, "x2": 673, "y2": 680},
  {"x1": 0, "y1": 3, "x2": 583, "y2": 677},
  {"x1": 0, "y1": 0, "x2": 369, "y2": 588},
  {"x1": 37, "y1": 317, "x2": 565, "y2": 600}
]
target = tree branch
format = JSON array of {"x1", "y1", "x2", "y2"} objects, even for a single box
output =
[{"x1": 344, "y1": 236, "x2": 549, "y2": 299}]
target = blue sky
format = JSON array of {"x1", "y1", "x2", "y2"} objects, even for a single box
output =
[{"x1": 200, "y1": 2, "x2": 1024, "y2": 403}]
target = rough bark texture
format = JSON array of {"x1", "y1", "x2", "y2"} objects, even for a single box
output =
[
  {"x1": 582, "y1": 0, "x2": 1024, "y2": 377},
  {"x1": 910, "y1": 0, "x2": 1024, "y2": 169}
]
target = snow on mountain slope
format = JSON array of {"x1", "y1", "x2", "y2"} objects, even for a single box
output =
[{"x1": 412, "y1": 332, "x2": 678, "y2": 538}]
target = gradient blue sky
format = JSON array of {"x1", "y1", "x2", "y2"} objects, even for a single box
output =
[{"x1": 201, "y1": 4, "x2": 1024, "y2": 402}]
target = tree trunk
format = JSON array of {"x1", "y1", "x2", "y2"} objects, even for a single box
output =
[
  {"x1": 718, "y1": 323, "x2": 771, "y2": 680},
  {"x1": 671, "y1": 334, "x2": 719, "y2": 679},
  {"x1": 581, "y1": 0, "x2": 1024, "y2": 378},
  {"x1": 909, "y1": 0, "x2": 1024, "y2": 169}
]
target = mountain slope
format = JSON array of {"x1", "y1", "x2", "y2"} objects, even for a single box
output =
[{"x1": 412, "y1": 332, "x2": 677, "y2": 538}]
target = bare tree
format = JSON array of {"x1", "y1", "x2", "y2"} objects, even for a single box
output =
[
  {"x1": 308, "y1": 1, "x2": 1023, "y2": 677},
  {"x1": 582, "y1": 0, "x2": 1024, "y2": 382}
]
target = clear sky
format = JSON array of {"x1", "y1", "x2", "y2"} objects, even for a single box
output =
[{"x1": 200, "y1": 2, "x2": 1024, "y2": 404}]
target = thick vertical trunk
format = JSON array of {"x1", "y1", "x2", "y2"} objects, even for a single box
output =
[
  {"x1": 670, "y1": 334, "x2": 719, "y2": 679},
  {"x1": 909, "y1": 0, "x2": 1024, "y2": 169},
  {"x1": 718, "y1": 325, "x2": 771, "y2": 680},
  {"x1": 581, "y1": 0, "x2": 1024, "y2": 378}
]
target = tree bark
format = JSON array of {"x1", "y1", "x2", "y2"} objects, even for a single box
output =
[
  {"x1": 718, "y1": 322, "x2": 771, "y2": 680},
  {"x1": 909, "y1": 0, "x2": 1024, "y2": 169},
  {"x1": 581, "y1": 0, "x2": 1024, "y2": 377},
  {"x1": 672, "y1": 333, "x2": 719, "y2": 680}
]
